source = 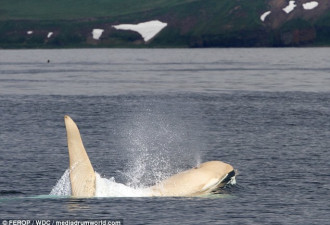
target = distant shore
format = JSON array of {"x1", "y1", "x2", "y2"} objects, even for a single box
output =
[{"x1": 1, "y1": 0, "x2": 329, "y2": 48}]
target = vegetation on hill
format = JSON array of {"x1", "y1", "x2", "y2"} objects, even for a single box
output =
[{"x1": 0, "y1": 0, "x2": 329, "y2": 48}]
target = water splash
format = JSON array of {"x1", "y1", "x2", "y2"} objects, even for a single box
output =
[
  {"x1": 49, "y1": 169, "x2": 71, "y2": 196},
  {"x1": 50, "y1": 171, "x2": 151, "y2": 197},
  {"x1": 119, "y1": 108, "x2": 202, "y2": 188},
  {"x1": 50, "y1": 104, "x2": 204, "y2": 196}
]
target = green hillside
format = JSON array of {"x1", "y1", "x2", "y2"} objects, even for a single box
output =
[
  {"x1": 0, "y1": 0, "x2": 329, "y2": 48},
  {"x1": 0, "y1": 0, "x2": 200, "y2": 20}
]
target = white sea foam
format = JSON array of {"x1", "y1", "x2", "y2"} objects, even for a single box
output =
[
  {"x1": 303, "y1": 1, "x2": 319, "y2": 10},
  {"x1": 92, "y1": 29, "x2": 104, "y2": 40},
  {"x1": 113, "y1": 20, "x2": 167, "y2": 42},
  {"x1": 283, "y1": 1, "x2": 297, "y2": 14},
  {"x1": 95, "y1": 173, "x2": 152, "y2": 197},
  {"x1": 260, "y1": 11, "x2": 271, "y2": 22},
  {"x1": 50, "y1": 170, "x2": 151, "y2": 197}
]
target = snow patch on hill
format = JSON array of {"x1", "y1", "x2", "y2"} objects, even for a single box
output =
[
  {"x1": 261, "y1": 1, "x2": 320, "y2": 23},
  {"x1": 303, "y1": 1, "x2": 319, "y2": 10},
  {"x1": 283, "y1": 1, "x2": 297, "y2": 14},
  {"x1": 113, "y1": 20, "x2": 167, "y2": 42},
  {"x1": 47, "y1": 32, "x2": 53, "y2": 38},
  {"x1": 92, "y1": 29, "x2": 104, "y2": 40},
  {"x1": 260, "y1": 11, "x2": 271, "y2": 22}
]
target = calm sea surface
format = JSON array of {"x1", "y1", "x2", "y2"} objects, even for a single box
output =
[{"x1": 0, "y1": 48, "x2": 330, "y2": 224}]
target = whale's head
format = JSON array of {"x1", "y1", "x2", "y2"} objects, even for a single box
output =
[
  {"x1": 150, "y1": 160, "x2": 236, "y2": 196},
  {"x1": 197, "y1": 161, "x2": 236, "y2": 189}
]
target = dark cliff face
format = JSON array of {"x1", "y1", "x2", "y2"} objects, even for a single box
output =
[
  {"x1": 0, "y1": 0, "x2": 329, "y2": 48},
  {"x1": 152, "y1": 0, "x2": 330, "y2": 47},
  {"x1": 260, "y1": 0, "x2": 330, "y2": 46},
  {"x1": 266, "y1": 0, "x2": 330, "y2": 28}
]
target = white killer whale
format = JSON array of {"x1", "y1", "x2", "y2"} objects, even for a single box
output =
[{"x1": 64, "y1": 115, "x2": 236, "y2": 197}]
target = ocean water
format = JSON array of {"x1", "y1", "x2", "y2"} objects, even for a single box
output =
[{"x1": 0, "y1": 48, "x2": 330, "y2": 224}]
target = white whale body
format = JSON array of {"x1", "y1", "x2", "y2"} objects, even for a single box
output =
[{"x1": 64, "y1": 115, "x2": 236, "y2": 197}]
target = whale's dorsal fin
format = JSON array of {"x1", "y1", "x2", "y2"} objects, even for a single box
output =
[{"x1": 64, "y1": 115, "x2": 95, "y2": 197}]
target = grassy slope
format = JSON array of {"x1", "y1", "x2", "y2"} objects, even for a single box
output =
[
  {"x1": 0, "y1": 0, "x2": 199, "y2": 20},
  {"x1": 0, "y1": 0, "x2": 266, "y2": 26},
  {"x1": 153, "y1": 0, "x2": 268, "y2": 46},
  {"x1": 314, "y1": 11, "x2": 330, "y2": 46}
]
